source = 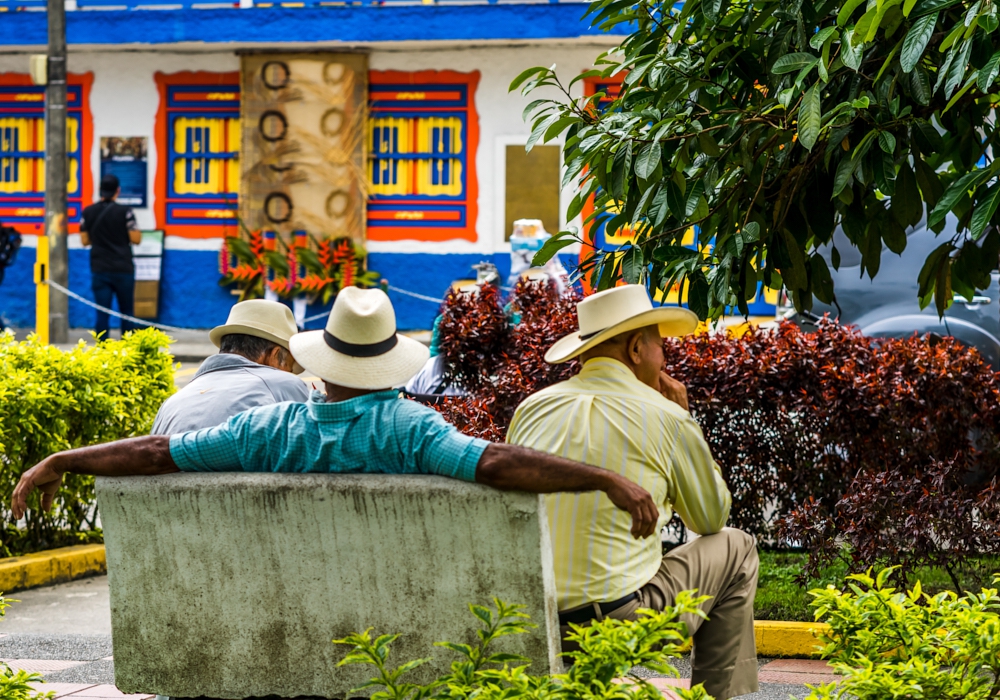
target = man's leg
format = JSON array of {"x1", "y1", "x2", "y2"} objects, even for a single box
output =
[
  {"x1": 112, "y1": 273, "x2": 136, "y2": 334},
  {"x1": 91, "y1": 272, "x2": 113, "y2": 339},
  {"x1": 612, "y1": 528, "x2": 759, "y2": 700}
]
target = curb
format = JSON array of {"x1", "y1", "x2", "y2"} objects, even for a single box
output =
[
  {"x1": 0, "y1": 544, "x2": 106, "y2": 593},
  {"x1": 754, "y1": 620, "x2": 829, "y2": 657}
]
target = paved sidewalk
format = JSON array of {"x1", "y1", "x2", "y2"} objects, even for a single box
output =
[{"x1": 3, "y1": 577, "x2": 831, "y2": 700}]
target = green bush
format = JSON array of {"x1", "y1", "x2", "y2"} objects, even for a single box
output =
[
  {"x1": 0, "y1": 330, "x2": 175, "y2": 557},
  {"x1": 807, "y1": 568, "x2": 1000, "y2": 700},
  {"x1": 335, "y1": 595, "x2": 713, "y2": 700},
  {"x1": 0, "y1": 595, "x2": 53, "y2": 700}
]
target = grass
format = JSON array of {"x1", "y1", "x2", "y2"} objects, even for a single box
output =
[{"x1": 754, "y1": 551, "x2": 999, "y2": 621}]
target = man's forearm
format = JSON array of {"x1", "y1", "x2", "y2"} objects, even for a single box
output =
[
  {"x1": 49, "y1": 436, "x2": 178, "y2": 477},
  {"x1": 13, "y1": 436, "x2": 179, "y2": 520},
  {"x1": 474, "y1": 443, "x2": 659, "y2": 539},
  {"x1": 475, "y1": 443, "x2": 610, "y2": 493}
]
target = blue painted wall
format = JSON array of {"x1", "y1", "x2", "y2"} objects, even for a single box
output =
[
  {"x1": 1, "y1": 4, "x2": 627, "y2": 47},
  {"x1": 0, "y1": 247, "x2": 579, "y2": 332}
]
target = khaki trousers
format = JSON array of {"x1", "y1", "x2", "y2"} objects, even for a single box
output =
[{"x1": 559, "y1": 528, "x2": 759, "y2": 700}]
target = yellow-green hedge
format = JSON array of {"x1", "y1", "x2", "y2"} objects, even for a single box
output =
[{"x1": 0, "y1": 329, "x2": 175, "y2": 556}]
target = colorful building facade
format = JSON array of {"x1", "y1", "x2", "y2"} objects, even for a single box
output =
[{"x1": 0, "y1": 4, "x2": 773, "y2": 330}]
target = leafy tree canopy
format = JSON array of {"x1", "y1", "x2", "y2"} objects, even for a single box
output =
[{"x1": 514, "y1": 0, "x2": 1000, "y2": 319}]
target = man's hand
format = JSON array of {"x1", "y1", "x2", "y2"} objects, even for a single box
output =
[
  {"x1": 658, "y1": 371, "x2": 689, "y2": 411},
  {"x1": 12, "y1": 458, "x2": 64, "y2": 520},
  {"x1": 604, "y1": 473, "x2": 660, "y2": 538}
]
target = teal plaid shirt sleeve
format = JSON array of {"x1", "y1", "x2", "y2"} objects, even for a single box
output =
[
  {"x1": 169, "y1": 422, "x2": 244, "y2": 472},
  {"x1": 395, "y1": 401, "x2": 489, "y2": 482}
]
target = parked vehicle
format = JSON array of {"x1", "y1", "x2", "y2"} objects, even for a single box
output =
[{"x1": 781, "y1": 216, "x2": 1000, "y2": 369}]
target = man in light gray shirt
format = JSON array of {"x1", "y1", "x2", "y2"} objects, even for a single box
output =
[{"x1": 151, "y1": 299, "x2": 311, "y2": 435}]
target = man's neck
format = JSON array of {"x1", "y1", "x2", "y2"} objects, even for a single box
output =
[{"x1": 324, "y1": 382, "x2": 387, "y2": 403}]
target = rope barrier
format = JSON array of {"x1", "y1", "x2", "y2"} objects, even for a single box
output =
[
  {"x1": 44, "y1": 279, "x2": 192, "y2": 334},
  {"x1": 46, "y1": 279, "x2": 445, "y2": 330},
  {"x1": 386, "y1": 285, "x2": 445, "y2": 304}
]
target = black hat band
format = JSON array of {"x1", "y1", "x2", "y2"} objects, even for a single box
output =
[{"x1": 323, "y1": 329, "x2": 399, "y2": 357}]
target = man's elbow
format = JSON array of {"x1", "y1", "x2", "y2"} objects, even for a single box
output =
[{"x1": 473, "y1": 445, "x2": 505, "y2": 488}]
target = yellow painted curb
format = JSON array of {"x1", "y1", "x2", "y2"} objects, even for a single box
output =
[
  {"x1": 755, "y1": 620, "x2": 829, "y2": 658},
  {"x1": 0, "y1": 544, "x2": 106, "y2": 593}
]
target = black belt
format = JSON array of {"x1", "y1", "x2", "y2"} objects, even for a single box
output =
[{"x1": 558, "y1": 592, "x2": 639, "y2": 626}]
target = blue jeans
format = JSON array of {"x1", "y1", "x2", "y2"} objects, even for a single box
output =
[{"x1": 91, "y1": 271, "x2": 135, "y2": 338}]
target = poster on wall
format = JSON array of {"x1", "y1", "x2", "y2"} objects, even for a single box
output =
[{"x1": 100, "y1": 137, "x2": 148, "y2": 208}]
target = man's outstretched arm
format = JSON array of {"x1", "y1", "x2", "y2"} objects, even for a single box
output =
[
  {"x1": 474, "y1": 443, "x2": 660, "y2": 540},
  {"x1": 11, "y1": 437, "x2": 178, "y2": 519}
]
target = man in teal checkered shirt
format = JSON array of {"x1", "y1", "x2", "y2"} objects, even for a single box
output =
[{"x1": 13, "y1": 288, "x2": 660, "y2": 540}]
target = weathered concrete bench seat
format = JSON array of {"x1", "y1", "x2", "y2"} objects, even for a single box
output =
[{"x1": 96, "y1": 473, "x2": 560, "y2": 698}]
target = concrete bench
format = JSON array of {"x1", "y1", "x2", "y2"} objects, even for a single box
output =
[{"x1": 96, "y1": 473, "x2": 561, "y2": 699}]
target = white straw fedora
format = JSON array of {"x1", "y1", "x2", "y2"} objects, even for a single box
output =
[
  {"x1": 209, "y1": 299, "x2": 304, "y2": 374},
  {"x1": 288, "y1": 287, "x2": 430, "y2": 389},
  {"x1": 545, "y1": 285, "x2": 699, "y2": 364}
]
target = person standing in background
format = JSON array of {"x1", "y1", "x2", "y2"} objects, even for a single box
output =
[{"x1": 80, "y1": 173, "x2": 141, "y2": 338}]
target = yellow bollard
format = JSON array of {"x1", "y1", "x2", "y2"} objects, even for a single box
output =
[{"x1": 34, "y1": 234, "x2": 49, "y2": 345}]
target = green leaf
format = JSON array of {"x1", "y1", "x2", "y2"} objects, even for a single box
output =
[
  {"x1": 687, "y1": 273, "x2": 710, "y2": 320},
  {"x1": 900, "y1": 12, "x2": 938, "y2": 72},
  {"x1": 977, "y1": 49, "x2": 1000, "y2": 90},
  {"x1": 798, "y1": 84, "x2": 822, "y2": 152},
  {"x1": 892, "y1": 162, "x2": 923, "y2": 227},
  {"x1": 810, "y1": 254, "x2": 835, "y2": 304},
  {"x1": 842, "y1": 28, "x2": 865, "y2": 70},
  {"x1": 509, "y1": 66, "x2": 547, "y2": 92},
  {"x1": 743, "y1": 221, "x2": 761, "y2": 243},
  {"x1": 810, "y1": 26, "x2": 839, "y2": 49},
  {"x1": 666, "y1": 180, "x2": 687, "y2": 221},
  {"x1": 635, "y1": 142, "x2": 662, "y2": 179},
  {"x1": 531, "y1": 236, "x2": 578, "y2": 267},
  {"x1": 935, "y1": 254, "x2": 952, "y2": 316},
  {"x1": 944, "y1": 39, "x2": 973, "y2": 97},
  {"x1": 622, "y1": 246, "x2": 645, "y2": 284},
  {"x1": 833, "y1": 157, "x2": 857, "y2": 197},
  {"x1": 854, "y1": 6, "x2": 879, "y2": 40},
  {"x1": 929, "y1": 168, "x2": 993, "y2": 225},
  {"x1": 838, "y1": 0, "x2": 867, "y2": 25},
  {"x1": 684, "y1": 180, "x2": 706, "y2": 218},
  {"x1": 903, "y1": 0, "x2": 919, "y2": 15},
  {"x1": 878, "y1": 131, "x2": 896, "y2": 153},
  {"x1": 883, "y1": 219, "x2": 908, "y2": 254},
  {"x1": 863, "y1": 225, "x2": 883, "y2": 278},
  {"x1": 772, "y1": 53, "x2": 820, "y2": 74},
  {"x1": 914, "y1": 155, "x2": 944, "y2": 210},
  {"x1": 652, "y1": 245, "x2": 700, "y2": 264},
  {"x1": 697, "y1": 131, "x2": 722, "y2": 157},
  {"x1": 910, "y1": 65, "x2": 932, "y2": 104},
  {"x1": 970, "y1": 182, "x2": 1000, "y2": 239},
  {"x1": 780, "y1": 228, "x2": 808, "y2": 291}
]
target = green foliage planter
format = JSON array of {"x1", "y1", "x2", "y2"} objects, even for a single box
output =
[{"x1": 0, "y1": 330, "x2": 175, "y2": 557}]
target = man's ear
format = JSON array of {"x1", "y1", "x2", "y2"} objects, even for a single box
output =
[{"x1": 627, "y1": 330, "x2": 644, "y2": 364}]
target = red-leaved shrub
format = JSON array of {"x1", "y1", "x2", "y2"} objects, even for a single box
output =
[{"x1": 430, "y1": 281, "x2": 1000, "y2": 585}]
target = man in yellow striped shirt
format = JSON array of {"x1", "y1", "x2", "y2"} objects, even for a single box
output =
[{"x1": 507, "y1": 285, "x2": 758, "y2": 700}]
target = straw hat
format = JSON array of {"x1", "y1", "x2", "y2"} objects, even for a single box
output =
[
  {"x1": 545, "y1": 285, "x2": 699, "y2": 364},
  {"x1": 289, "y1": 287, "x2": 430, "y2": 389},
  {"x1": 209, "y1": 299, "x2": 304, "y2": 374}
]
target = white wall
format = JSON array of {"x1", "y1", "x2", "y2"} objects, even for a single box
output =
[{"x1": 0, "y1": 43, "x2": 612, "y2": 253}]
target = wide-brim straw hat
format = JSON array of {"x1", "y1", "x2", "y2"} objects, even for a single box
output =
[
  {"x1": 545, "y1": 284, "x2": 699, "y2": 364},
  {"x1": 289, "y1": 287, "x2": 430, "y2": 389},
  {"x1": 209, "y1": 299, "x2": 305, "y2": 374}
]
